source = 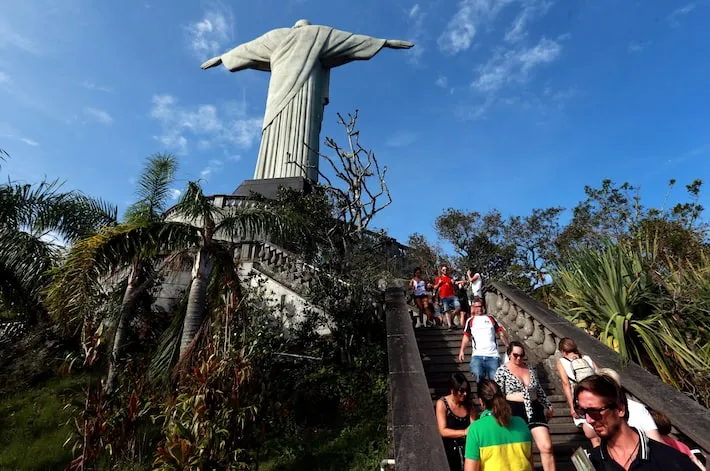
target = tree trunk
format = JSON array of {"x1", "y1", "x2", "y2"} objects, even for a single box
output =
[
  {"x1": 105, "y1": 260, "x2": 141, "y2": 395},
  {"x1": 179, "y1": 248, "x2": 213, "y2": 355}
]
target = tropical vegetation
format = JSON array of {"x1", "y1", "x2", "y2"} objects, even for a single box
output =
[{"x1": 0, "y1": 116, "x2": 397, "y2": 470}]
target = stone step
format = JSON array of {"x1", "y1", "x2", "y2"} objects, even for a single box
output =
[
  {"x1": 418, "y1": 341, "x2": 508, "y2": 353},
  {"x1": 421, "y1": 368, "x2": 559, "y2": 387}
]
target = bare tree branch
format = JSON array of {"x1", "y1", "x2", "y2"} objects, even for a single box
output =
[{"x1": 286, "y1": 109, "x2": 392, "y2": 238}]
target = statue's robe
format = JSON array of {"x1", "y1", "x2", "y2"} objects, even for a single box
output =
[{"x1": 218, "y1": 25, "x2": 386, "y2": 181}]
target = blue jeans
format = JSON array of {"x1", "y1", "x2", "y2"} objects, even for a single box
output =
[
  {"x1": 470, "y1": 356, "x2": 500, "y2": 383},
  {"x1": 441, "y1": 296, "x2": 460, "y2": 313}
]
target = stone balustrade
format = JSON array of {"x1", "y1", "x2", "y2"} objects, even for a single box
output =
[
  {"x1": 486, "y1": 282, "x2": 710, "y2": 457},
  {"x1": 385, "y1": 283, "x2": 449, "y2": 470}
]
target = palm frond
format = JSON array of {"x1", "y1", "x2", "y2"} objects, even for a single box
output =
[
  {"x1": 45, "y1": 222, "x2": 201, "y2": 324},
  {"x1": 124, "y1": 153, "x2": 178, "y2": 224},
  {"x1": 174, "y1": 181, "x2": 215, "y2": 227},
  {"x1": 149, "y1": 289, "x2": 190, "y2": 385}
]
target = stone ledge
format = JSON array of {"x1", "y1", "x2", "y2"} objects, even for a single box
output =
[{"x1": 385, "y1": 286, "x2": 448, "y2": 470}]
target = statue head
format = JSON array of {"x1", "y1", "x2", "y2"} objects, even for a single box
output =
[{"x1": 293, "y1": 19, "x2": 311, "y2": 28}]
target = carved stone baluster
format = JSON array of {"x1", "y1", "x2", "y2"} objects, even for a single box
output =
[
  {"x1": 516, "y1": 308, "x2": 526, "y2": 329},
  {"x1": 531, "y1": 320, "x2": 545, "y2": 345},
  {"x1": 543, "y1": 328, "x2": 557, "y2": 356},
  {"x1": 522, "y1": 313, "x2": 535, "y2": 338},
  {"x1": 486, "y1": 292, "x2": 498, "y2": 314}
]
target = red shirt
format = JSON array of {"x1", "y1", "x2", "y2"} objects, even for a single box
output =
[
  {"x1": 662, "y1": 437, "x2": 693, "y2": 459},
  {"x1": 435, "y1": 275, "x2": 455, "y2": 299}
]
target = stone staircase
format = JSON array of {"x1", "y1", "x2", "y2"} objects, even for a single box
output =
[{"x1": 415, "y1": 326, "x2": 586, "y2": 471}]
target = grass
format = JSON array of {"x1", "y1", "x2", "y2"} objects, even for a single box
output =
[{"x1": 0, "y1": 374, "x2": 87, "y2": 471}]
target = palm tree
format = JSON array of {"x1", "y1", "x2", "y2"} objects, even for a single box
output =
[
  {"x1": 0, "y1": 175, "x2": 116, "y2": 321},
  {"x1": 46, "y1": 154, "x2": 197, "y2": 394},
  {"x1": 47, "y1": 167, "x2": 291, "y2": 391},
  {"x1": 172, "y1": 181, "x2": 289, "y2": 355},
  {"x1": 104, "y1": 154, "x2": 179, "y2": 394}
]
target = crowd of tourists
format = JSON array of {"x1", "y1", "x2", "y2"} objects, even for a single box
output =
[{"x1": 410, "y1": 265, "x2": 706, "y2": 471}]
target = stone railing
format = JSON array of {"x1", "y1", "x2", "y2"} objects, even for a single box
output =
[
  {"x1": 236, "y1": 240, "x2": 319, "y2": 295},
  {"x1": 486, "y1": 282, "x2": 710, "y2": 456},
  {"x1": 384, "y1": 283, "x2": 448, "y2": 470}
]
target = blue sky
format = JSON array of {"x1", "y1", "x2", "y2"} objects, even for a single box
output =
[{"x1": 1, "y1": 0, "x2": 708, "y2": 244}]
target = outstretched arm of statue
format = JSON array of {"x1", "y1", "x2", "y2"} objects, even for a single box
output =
[
  {"x1": 201, "y1": 56, "x2": 223, "y2": 69},
  {"x1": 384, "y1": 39, "x2": 414, "y2": 49}
]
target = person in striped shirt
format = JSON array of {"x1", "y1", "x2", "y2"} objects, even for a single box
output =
[{"x1": 465, "y1": 379, "x2": 533, "y2": 471}]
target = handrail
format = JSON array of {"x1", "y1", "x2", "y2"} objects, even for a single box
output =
[
  {"x1": 385, "y1": 283, "x2": 449, "y2": 470},
  {"x1": 487, "y1": 281, "x2": 710, "y2": 455}
]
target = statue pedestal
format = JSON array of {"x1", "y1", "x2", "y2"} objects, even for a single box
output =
[{"x1": 232, "y1": 177, "x2": 312, "y2": 200}]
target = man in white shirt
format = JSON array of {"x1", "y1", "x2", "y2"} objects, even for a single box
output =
[{"x1": 457, "y1": 299, "x2": 508, "y2": 382}]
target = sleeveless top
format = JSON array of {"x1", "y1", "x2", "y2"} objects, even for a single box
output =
[
  {"x1": 412, "y1": 279, "x2": 427, "y2": 296},
  {"x1": 441, "y1": 396, "x2": 470, "y2": 448}
]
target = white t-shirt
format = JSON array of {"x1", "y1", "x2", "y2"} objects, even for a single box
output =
[
  {"x1": 463, "y1": 315, "x2": 501, "y2": 357},
  {"x1": 470, "y1": 273, "x2": 483, "y2": 298},
  {"x1": 628, "y1": 398, "x2": 658, "y2": 432}
]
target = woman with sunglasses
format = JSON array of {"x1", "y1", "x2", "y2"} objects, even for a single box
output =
[
  {"x1": 436, "y1": 372, "x2": 479, "y2": 471},
  {"x1": 494, "y1": 342, "x2": 556, "y2": 471}
]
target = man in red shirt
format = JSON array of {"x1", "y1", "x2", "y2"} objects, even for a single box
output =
[{"x1": 433, "y1": 265, "x2": 463, "y2": 330}]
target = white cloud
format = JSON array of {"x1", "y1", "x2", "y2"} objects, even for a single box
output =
[
  {"x1": 627, "y1": 41, "x2": 647, "y2": 53},
  {"x1": 0, "y1": 71, "x2": 11, "y2": 86},
  {"x1": 186, "y1": 8, "x2": 233, "y2": 59},
  {"x1": 20, "y1": 137, "x2": 39, "y2": 146},
  {"x1": 0, "y1": 18, "x2": 41, "y2": 55},
  {"x1": 149, "y1": 94, "x2": 262, "y2": 157},
  {"x1": 438, "y1": 0, "x2": 516, "y2": 54},
  {"x1": 82, "y1": 81, "x2": 114, "y2": 93},
  {"x1": 169, "y1": 188, "x2": 182, "y2": 200},
  {"x1": 84, "y1": 107, "x2": 114, "y2": 125},
  {"x1": 667, "y1": 3, "x2": 695, "y2": 26},
  {"x1": 435, "y1": 75, "x2": 449, "y2": 88},
  {"x1": 405, "y1": 4, "x2": 426, "y2": 64},
  {"x1": 200, "y1": 159, "x2": 224, "y2": 178},
  {"x1": 504, "y1": 0, "x2": 552, "y2": 43},
  {"x1": 385, "y1": 131, "x2": 417, "y2": 148},
  {"x1": 472, "y1": 37, "x2": 562, "y2": 93}
]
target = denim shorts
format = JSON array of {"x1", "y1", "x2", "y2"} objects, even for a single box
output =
[
  {"x1": 441, "y1": 296, "x2": 460, "y2": 313},
  {"x1": 469, "y1": 355, "x2": 500, "y2": 382}
]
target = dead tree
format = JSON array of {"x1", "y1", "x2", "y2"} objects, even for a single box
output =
[{"x1": 287, "y1": 109, "x2": 392, "y2": 241}]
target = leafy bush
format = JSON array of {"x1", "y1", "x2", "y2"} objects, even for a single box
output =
[{"x1": 552, "y1": 238, "x2": 710, "y2": 406}]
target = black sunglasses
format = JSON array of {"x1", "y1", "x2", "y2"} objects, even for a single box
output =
[
  {"x1": 511, "y1": 353, "x2": 525, "y2": 359},
  {"x1": 575, "y1": 404, "x2": 615, "y2": 420}
]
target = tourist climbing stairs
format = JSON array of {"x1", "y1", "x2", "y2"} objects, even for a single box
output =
[{"x1": 415, "y1": 326, "x2": 587, "y2": 471}]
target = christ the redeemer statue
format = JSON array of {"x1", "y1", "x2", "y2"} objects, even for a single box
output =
[{"x1": 201, "y1": 20, "x2": 413, "y2": 182}]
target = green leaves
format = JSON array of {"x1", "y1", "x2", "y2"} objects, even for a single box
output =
[
  {"x1": 123, "y1": 153, "x2": 177, "y2": 225},
  {"x1": 552, "y1": 238, "x2": 710, "y2": 406}
]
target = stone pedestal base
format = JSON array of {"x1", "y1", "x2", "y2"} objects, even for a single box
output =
[{"x1": 232, "y1": 177, "x2": 312, "y2": 200}]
